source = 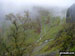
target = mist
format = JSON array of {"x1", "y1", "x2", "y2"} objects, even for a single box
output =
[{"x1": 0, "y1": 0, "x2": 75, "y2": 22}]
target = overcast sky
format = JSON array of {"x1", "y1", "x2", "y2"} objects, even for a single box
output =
[
  {"x1": 0, "y1": 0, "x2": 75, "y2": 16},
  {"x1": 0, "y1": 0, "x2": 75, "y2": 7}
]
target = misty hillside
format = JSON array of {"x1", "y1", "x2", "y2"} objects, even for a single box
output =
[{"x1": 0, "y1": 0, "x2": 75, "y2": 56}]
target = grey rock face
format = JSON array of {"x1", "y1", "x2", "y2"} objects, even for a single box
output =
[{"x1": 66, "y1": 4, "x2": 75, "y2": 23}]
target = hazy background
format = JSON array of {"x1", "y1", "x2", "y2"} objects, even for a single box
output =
[{"x1": 0, "y1": 0, "x2": 75, "y2": 23}]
